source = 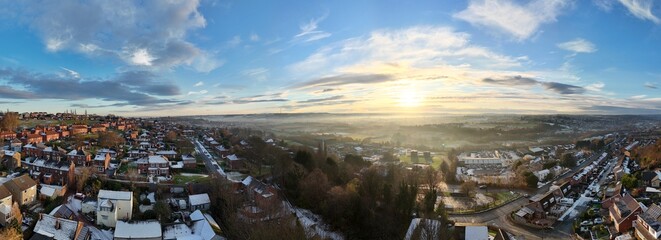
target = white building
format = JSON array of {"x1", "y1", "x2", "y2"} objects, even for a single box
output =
[
  {"x1": 457, "y1": 150, "x2": 520, "y2": 167},
  {"x1": 97, "y1": 190, "x2": 133, "y2": 227},
  {"x1": 189, "y1": 193, "x2": 211, "y2": 211},
  {"x1": 114, "y1": 220, "x2": 162, "y2": 240}
]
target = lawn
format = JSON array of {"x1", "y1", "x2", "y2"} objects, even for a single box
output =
[
  {"x1": 398, "y1": 153, "x2": 447, "y2": 168},
  {"x1": 172, "y1": 174, "x2": 210, "y2": 184}
]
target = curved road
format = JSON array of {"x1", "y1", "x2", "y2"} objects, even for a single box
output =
[{"x1": 449, "y1": 150, "x2": 606, "y2": 239}]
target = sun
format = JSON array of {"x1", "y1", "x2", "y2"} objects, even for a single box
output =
[{"x1": 398, "y1": 88, "x2": 423, "y2": 107}]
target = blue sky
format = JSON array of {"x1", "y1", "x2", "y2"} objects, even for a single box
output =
[{"x1": 1, "y1": 0, "x2": 661, "y2": 116}]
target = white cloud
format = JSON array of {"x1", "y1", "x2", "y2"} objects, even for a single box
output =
[
  {"x1": 557, "y1": 38, "x2": 597, "y2": 53},
  {"x1": 631, "y1": 94, "x2": 647, "y2": 99},
  {"x1": 294, "y1": 13, "x2": 331, "y2": 42},
  {"x1": 250, "y1": 33, "x2": 260, "y2": 42},
  {"x1": 60, "y1": 67, "x2": 80, "y2": 78},
  {"x1": 618, "y1": 0, "x2": 660, "y2": 24},
  {"x1": 290, "y1": 26, "x2": 524, "y2": 75},
  {"x1": 194, "y1": 81, "x2": 204, "y2": 87},
  {"x1": 18, "y1": 0, "x2": 220, "y2": 72},
  {"x1": 585, "y1": 82, "x2": 605, "y2": 92},
  {"x1": 188, "y1": 90, "x2": 208, "y2": 95},
  {"x1": 128, "y1": 49, "x2": 154, "y2": 66},
  {"x1": 454, "y1": 0, "x2": 572, "y2": 40}
]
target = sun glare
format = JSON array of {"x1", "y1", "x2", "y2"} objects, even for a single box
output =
[{"x1": 398, "y1": 88, "x2": 423, "y2": 107}]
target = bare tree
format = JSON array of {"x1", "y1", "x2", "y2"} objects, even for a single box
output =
[
  {"x1": 0, "y1": 112, "x2": 19, "y2": 131},
  {"x1": 0, "y1": 227, "x2": 21, "y2": 240},
  {"x1": 77, "y1": 166, "x2": 93, "y2": 193},
  {"x1": 11, "y1": 202, "x2": 21, "y2": 226}
]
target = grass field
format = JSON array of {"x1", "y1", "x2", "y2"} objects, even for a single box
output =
[
  {"x1": 397, "y1": 153, "x2": 447, "y2": 168},
  {"x1": 173, "y1": 174, "x2": 210, "y2": 184}
]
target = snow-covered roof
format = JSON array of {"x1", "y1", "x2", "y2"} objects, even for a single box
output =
[
  {"x1": 156, "y1": 150, "x2": 177, "y2": 155},
  {"x1": 465, "y1": 226, "x2": 489, "y2": 240},
  {"x1": 137, "y1": 155, "x2": 169, "y2": 164},
  {"x1": 242, "y1": 176, "x2": 253, "y2": 186},
  {"x1": 33, "y1": 214, "x2": 81, "y2": 240},
  {"x1": 226, "y1": 154, "x2": 239, "y2": 161},
  {"x1": 41, "y1": 186, "x2": 57, "y2": 197},
  {"x1": 404, "y1": 218, "x2": 441, "y2": 240},
  {"x1": 163, "y1": 222, "x2": 192, "y2": 239},
  {"x1": 93, "y1": 154, "x2": 107, "y2": 161},
  {"x1": 114, "y1": 221, "x2": 162, "y2": 239},
  {"x1": 190, "y1": 210, "x2": 221, "y2": 240},
  {"x1": 189, "y1": 193, "x2": 211, "y2": 206},
  {"x1": 98, "y1": 190, "x2": 132, "y2": 201}
]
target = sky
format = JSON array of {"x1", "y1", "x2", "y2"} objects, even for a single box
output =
[{"x1": 1, "y1": 0, "x2": 661, "y2": 116}]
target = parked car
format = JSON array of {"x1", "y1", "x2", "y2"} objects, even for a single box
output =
[
  {"x1": 581, "y1": 220, "x2": 593, "y2": 226},
  {"x1": 594, "y1": 218, "x2": 603, "y2": 224}
]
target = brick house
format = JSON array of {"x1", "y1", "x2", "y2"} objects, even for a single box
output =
[
  {"x1": 58, "y1": 130, "x2": 70, "y2": 138},
  {"x1": 23, "y1": 134, "x2": 43, "y2": 144},
  {"x1": 0, "y1": 131, "x2": 16, "y2": 140},
  {"x1": 67, "y1": 149, "x2": 91, "y2": 166},
  {"x1": 182, "y1": 155, "x2": 196, "y2": 169},
  {"x1": 70, "y1": 125, "x2": 88, "y2": 135},
  {"x1": 93, "y1": 153, "x2": 111, "y2": 173},
  {"x1": 136, "y1": 155, "x2": 169, "y2": 176},
  {"x1": 24, "y1": 158, "x2": 75, "y2": 186},
  {"x1": 43, "y1": 146, "x2": 67, "y2": 161},
  {"x1": 606, "y1": 194, "x2": 643, "y2": 233},
  {"x1": 90, "y1": 124, "x2": 106, "y2": 133},
  {"x1": 41, "y1": 131, "x2": 60, "y2": 142}
]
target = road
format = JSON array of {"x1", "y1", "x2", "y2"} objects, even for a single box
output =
[
  {"x1": 449, "y1": 150, "x2": 608, "y2": 239},
  {"x1": 191, "y1": 138, "x2": 226, "y2": 179}
]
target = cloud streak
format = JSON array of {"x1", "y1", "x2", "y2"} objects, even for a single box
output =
[
  {"x1": 482, "y1": 75, "x2": 586, "y2": 94},
  {"x1": 557, "y1": 38, "x2": 597, "y2": 53},
  {"x1": 0, "y1": 68, "x2": 184, "y2": 107}
]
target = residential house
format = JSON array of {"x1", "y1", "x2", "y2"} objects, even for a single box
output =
[
  {"x1": 127, "y1": 150, "x2": 149, "y2": 159},
  {"x1": 24, "y1": 133, "x2": 44, "y2": 144},
  {"x1": 31, "y1": 214, "x2": 85, "y2": 240},
  {"x1": 24, "y1": 158, "x2": 75, "y2": 186},
  {"x1": 0, "y1": 131, "x2": 16, "y2": 140},
  {"x1": 39, "y1": 184, "x2": 65, "y2": 200},
  {"x1": 163, "y1": 210, "x2": 224, "y2": 240},
  {"x1": 651, "y1": 171, "x2": 661, "y2": 188},
  {"x1": 58, "y1": 129, "x2": 70, "y2": 139},
  {"x1": 189, "y1": 193, "x2": 211, "y2": 211},
  {"x1": 182, "y1": 155, "x2": 196, "y2": 169},
  {"x1": 43, "y1": 146, "x2": 67, "y2": 161},
  {"x1": 67, "y1": 149, "x2": 91, "y2": 166},
  {"x1": 1, "y1": 150, "x2": 21, "y2": 169},
  {"x1": 41, "y1": 131, "x2": 60, "y2": 142},
  {"x1": 214, "y1": 145, "x2": 230, "y2": 158},
  {"x1": 23, "y1": 143, "x2": 44, "y2": 158},
  {"x1": 97, "y1": 190, "x2": 133, "y2": 227},
  {"x1": 0, "y1": 185, "x2": 13, "y2": 226},
  {"x1": 70, "y1": 125, "x2": 88, "y2": 135},
  {"x1": 226, "y1": 154, "x2": 243, "y2": 170},
  {"x1": 241, "y1": 176, "x2": 279, "y2": 220},
  {"x1": 90, "y1": 124, "x2": 106, "y2": 133},
  {"x1": 634, "y1": 203, "x2": 661, "y2": 240},
  {"x1": 607, "y1": 194, "x2": 644, "y2": 233},
  {"x1": 9, "y1": 139, "x2": 21, "y2": 152},
  {"x1": 97, "y1": 148, "x2": 117, "y2": 159},
  {"x1": 114, "y1": 220, "x2": 162, "y2": 240},
  {"x1": 137, "y1": 155, "x2": 170, "y2": 176},
  {"x1": 155, "y1": 150, "x2": 177, "y2": 160},
  {"x1": 4, "y1": 174, "x2": 37, "y2": 205},
  {"x1": 93, "y1": 152, "x2": 111, "y2": 173}
]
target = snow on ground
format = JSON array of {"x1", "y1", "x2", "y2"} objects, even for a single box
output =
[
  {"x1": 284, "y1": 201, "x2": 344, "y2": 240},
  {"x1": 180, "y1": 173, "x2": 209, "y2": 177}
]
